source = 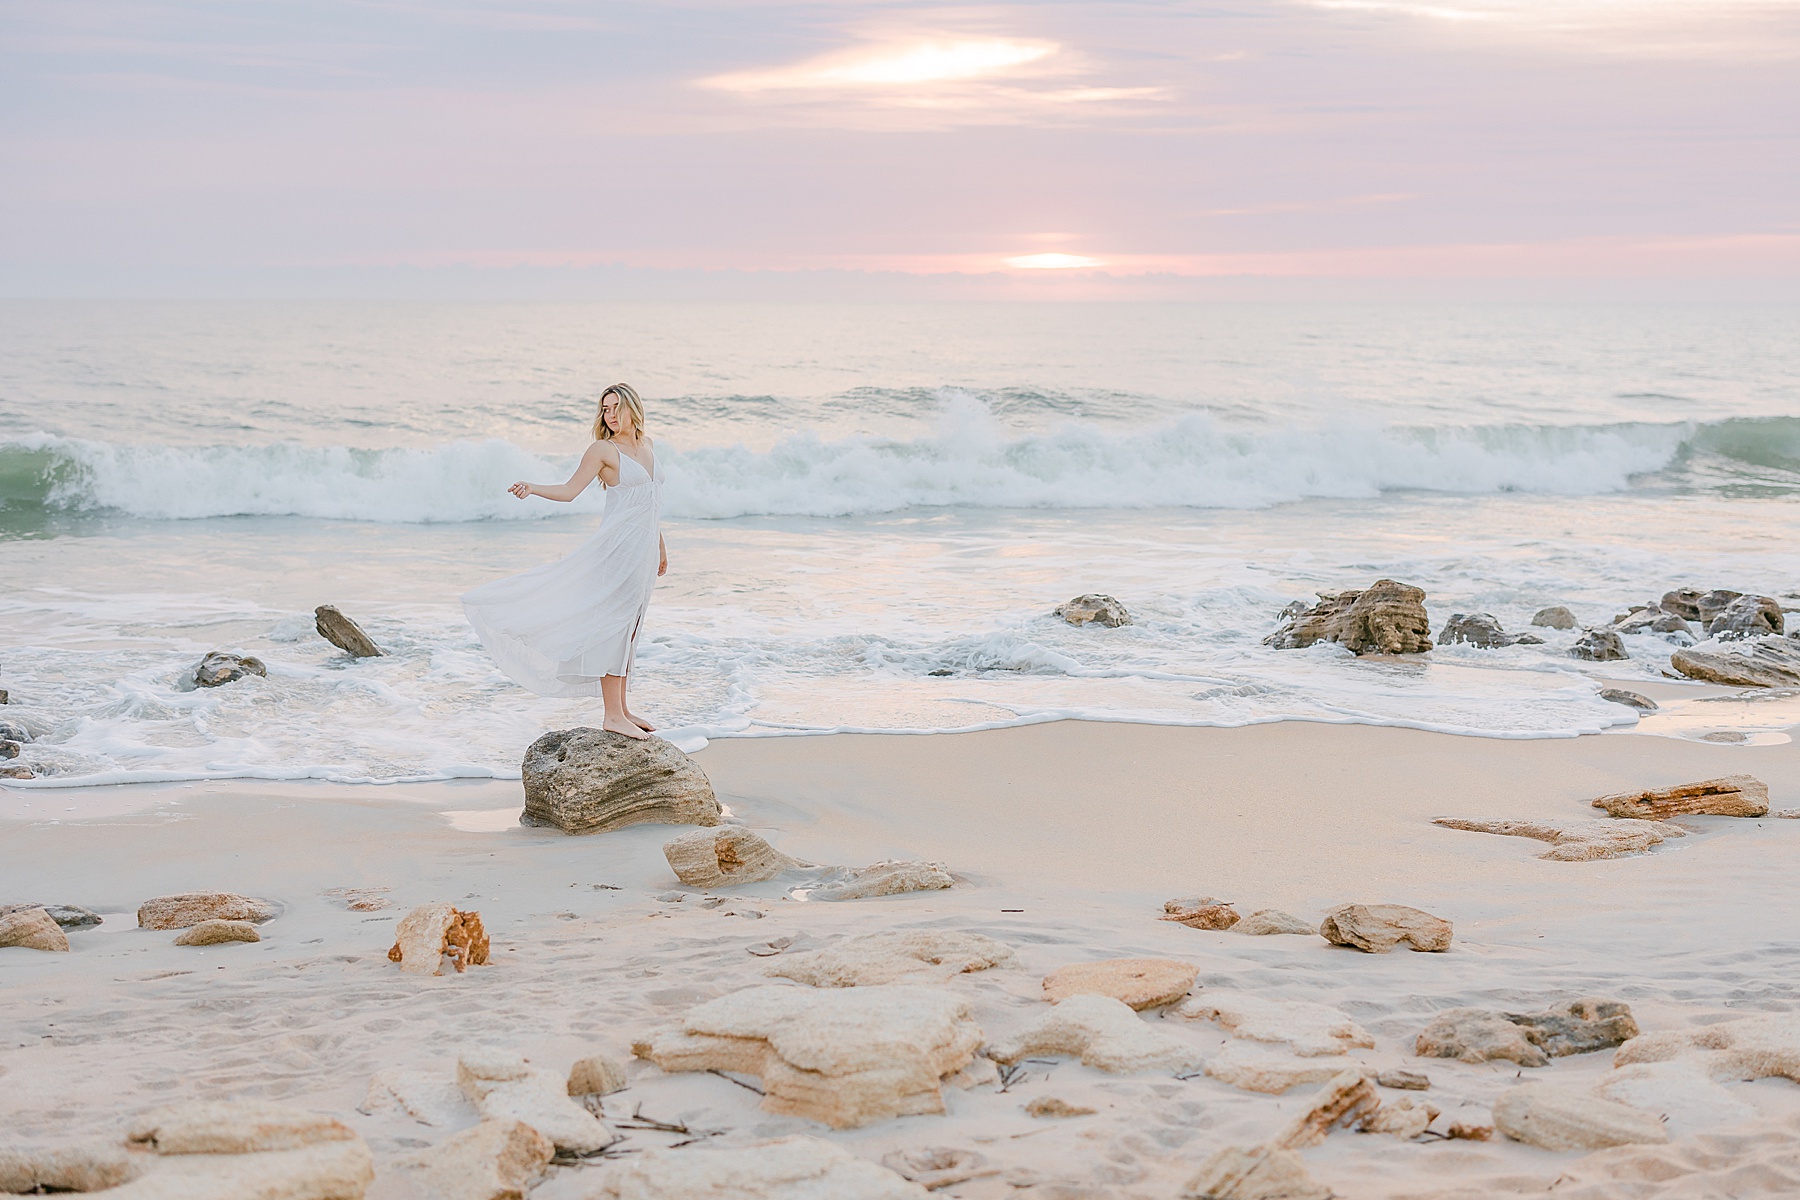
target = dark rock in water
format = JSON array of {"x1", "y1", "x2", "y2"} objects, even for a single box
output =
[
  {"x1": 0, "y1": 903, "x2": 102, "y2": 930},
  {"x1": 1650, "y1": 614, "x2": 1694, "y2": 635},
  {"x1": 1440, "y1": 613, "x2": 1543, "y2": 649},
  {"x1": 1610, "y1": 608, "x2": 1663, "y2": 635},
  {"x1": 1531, "y1": 606, "x2": 1578, "y2": 630},
  {"x1": 1672, "y1": 637, "x2": 1800, "y2": 687},
  {"x1": 1707, "y1": 594, "x2": 1783, "y2": 640},
  {"x1": 315, "y1": 604, "x2": 385, "y2": 657},
  {"x1": 1697, "y1": 590, "x2": 1744, "y2": 625},
  {"x1": 1599, "y1": 689, "x2": 1658, "y2": 712},
  {"x1": 0, "y1": 688, "x2": 8, "y2": 703},
  {"x1": 521, "y1": 727, "x2": 721, "y2": 835},
  {"x1": 0, "y1": 721, "x2": 30, "y2": 743},
  {"x1": 193, "y1": 651, "x2": 267, "y2": 688},
  {"x1": 0, "y1": 764, "x2": 33, "y2": 779},
  {"x1": 1055, "y1": 594, "x2": 1132, "y2": 628},
  {"x1": 0, "y1": 740, "x2": 18, "y2": 759},
  {"x1": 1417, "y1": 999, "x2": 1638, "y2": 1068},
  {"x1": 1660, "y1": 588, "x2": 1705, "y2": 621},
  {"x1": 1267, "y1": 579, "x2": 1432, "y2": 655},
  {"x1": 1570, "y1": 629, "x2": 1628, "y2": 662}
]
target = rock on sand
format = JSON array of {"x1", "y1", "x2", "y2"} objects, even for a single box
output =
[
  {"x1": 1041, "y1": 958, "x2": 1197, "y2": 1010},
  {"x1": 173, "y1": 919, "x2": 261, "y2": 946},
  {"x1": 0, "y1": 905, "x2": 71, "y2": 952},
  {"x1": 663, "y1": 825, "x2": 800, "y2": 888},
  {"x1": 766, "y1": 930, "x2": 1016, "y2": 988},
  {"x1": 1590, "y1": 774, "x2": 1769, "y2": 819},
  {"x1": 456, "y1": 1052, "x2": 614, "y2": 1153},
  {"x1": 1416, "y1": 998, "x2": 1639, "y2": 1067},
  {"x1": 521, "y1": 728, "x2": 721, "y2": 835},
  {"x1": 137, "y1": 892, "x2": 276, "y2": 929},
  {"x1": 1492, "y1": 1084, "x2": 1669, "y2": 1151},
  {"x1": 588, "y1": 1136, "x2": 928, "y2": 1200},
  {"x1": 1319, "y1": 903, "x2": 1452, "y2": 953},
  {"x1": 988, "y1": 993, "x2": 1205, "y2": 1074}
]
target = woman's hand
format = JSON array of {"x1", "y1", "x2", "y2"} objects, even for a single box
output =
[
  {"x1": 658, "y1": 534, "x2": 669, "y2": 576},
  {"x1": 508, "y1": 481, "x2": 533, "y2": 499}
]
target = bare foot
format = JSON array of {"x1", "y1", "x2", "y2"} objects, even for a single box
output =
[
  {"x1": 602, "y1": 716, "x2": 650, "y2": 740},
  {"x1": 625, "y1": 710, "x2": 657, "y2": 732}
]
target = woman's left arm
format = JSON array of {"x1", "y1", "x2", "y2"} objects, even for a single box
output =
[{"x1": 658, "y1": 533, "x2": 668, "y2": 577}]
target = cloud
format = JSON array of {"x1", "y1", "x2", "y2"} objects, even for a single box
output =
[{"x1": 702, "y1": 37, "x2": 1058, "y2": 92}]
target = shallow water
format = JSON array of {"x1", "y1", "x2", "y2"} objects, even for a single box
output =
[{"x1": 3, "y1": 301, "x2": 1797, "y2": 784}]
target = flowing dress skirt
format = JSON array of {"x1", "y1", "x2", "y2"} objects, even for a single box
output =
[{"x1": 462, "y1": 452, "x2": 662, "y2": 697}]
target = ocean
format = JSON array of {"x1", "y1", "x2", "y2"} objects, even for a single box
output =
[{"x1": 3, "y1": 299, "x2": 1798, "y2": 787}]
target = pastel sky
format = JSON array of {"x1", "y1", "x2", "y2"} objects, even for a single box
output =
[{"x1": 3, "y1": 0, "x2": 1798, "y2": 290}]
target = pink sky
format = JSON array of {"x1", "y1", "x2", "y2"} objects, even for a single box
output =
[{"x1": 3, "y1": 0, "x2": 1798, "y2": 294}]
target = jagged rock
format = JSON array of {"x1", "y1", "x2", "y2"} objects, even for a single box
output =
[
  {"x1": 989, "y1": 993, "x2": 1204, "y2": 1074},
  {"x1": 1532, "y1": 606, "x2": 1578, "y2": 630},
  {"x1": 1276, "y1": 1070, "x2": 1380, "y2": 1148},
  {"x1": 1595, "y1": 1060, "x2": 1757, "y2": 1136},
  {"x1": 418, "y1": 1119, "x2": 553, "y2": 1200},
  {"x1": 1232, "y1": 910, "x2": 1317, "y2": 936},
  {"x1": 1590, "y1": 774, "x2": 1768, "y2": 819},
  {"x1": 1660, "y1": 588, "x2": 1706, "y2": 621},
  {"x1": 807, "y1": 860, "x2": 953, "y2": 901},
  {"x1": 880, "y1": 1147, "x2": 991, "y2": 1190},
  {"x1": 1026, "y1": 1097, "x2": 1096, "y2": 1118},
  {"x1": 1204, "y1": 1043, "x2": 1351, "y2": 1094},
  {"x1": 0, "y1": 906, "x2": 70, "y2": 952},
  {"x1": 1182, "y1": 1146, "x2": 1328, "y2": 1200},
  {"x1": 1416, "y1": 999, "x2": 1638, "y2": 1067},
  {"x1": 174, "y1": 919, "x2": 260, "y2": 946},
  {"x1": 314, "y1": 605, "x2": 385, "y2": 657},
  {"x1": 457, "y1": 1053, "x2": 614, "y2": 1152},
  {"x1": 1162, "y1": 896, "x2": 1241, "y2": 930},
  {"x1": 1376, "y1": 1069, "x2": 1430, "y2": 1090},
  {"x1": 1705, "y1": 594, "x2": 1782, "y2": 638},
  {"x1": 567, "y1": 1055, "x2": 629, "y2": 1097},
  {"x1": 38, "y1": 904, "x2": 101, "y2": 929},
  {"x1": 522, "y1": 728, "x2": 721, "y2": 835},
  {"x1": 1696, "y1": 589, "x2": 1745, "y2": 623},
  {"x1": 387, "y1": 903, "x2": 489, "y2": 975},
  {"x1": 635, "y1": 985, "x2": 980, "y2": 1128},
  {"x1": 1614, "y1": 1012, "x2": 1800, "y2": 1082},
  {"x1": 663, "y1": 826, "x2": 800, "y2": 888},
  {"x1": 137, "y1": 892, "x2": 276, "y2": 929},
  {"x1": 1570, "y1": 628, "x2": 1627, "y2": 661},
  {"x1": 0, "y1": 739, "x2": 17, "y2": 759},
  {"x1": 1599, "y1": 688, "x2": 1658, "y2": 711},
  {"x1": 591, "y1": 1136, "x2": 928, "y2": 1199},
  {"x1": 2, "y1": 1103, "x2": 374, "y2": 1199},
  {"x1": 1439, "y1": 613, "x2": 1541, "y2": 648},
  {"x1": 193, "y1": 651, "x2": 266, "y2": 688},
  {"x1": 1175, "y1": 991, "x2": 1374, "y2": 1057},
  {"x1": 1432, "y1": 815, "x2": 1685, "y2": 861},
  {"x1": 1493, "y1": 1084, "x2": 1669, "y2": 1152},
  {"x1": 0, "y1": 720, "x2": 27, "y2": 742},
  {"x1": 1055, "y1": 594, "x2": 1132, "y2": 627},
  {"x1": 1266, "y1": 579, "x2": 1432, "y2": 655},
  {"x1": 1042, "y1": 958, "x2": 1197, "y2": 1010},
  {"x1": 0, "y1": 764, "x2": 33, "y2": 779},
  {"x1": 1672, "y1": 636, "x2": 1800, "y2": 687},
  {"x1": 1319, "y1": 903, "x2": 1451, "y2": 953},
  {"x1": 766, "y1": 930, "x2": 1016, "y2": 987},
  {"x1": 0, "y1": 688, "x2": 8, "y2": 703},
  {"x1": 1360, "y1": 1097, "x2": 1440, "y2": 1138}
]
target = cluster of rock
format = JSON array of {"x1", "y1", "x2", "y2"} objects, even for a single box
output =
[
  {"x1": 2, "y1": 891, "x2": 280, "y2": 954},
  {"x1": 1417, "y1": 999, "x2": 1640, "y2": 1067},
  {"x1": 0, "y1": 718, "x2": 33, "y2": 778},
  {"x1": 188, "y1": 604, "x2": 385, "y2": 689},
  {"x1": 1265, "y1": 580, "x2": 1432, "y2": 655},
  {"x1": 1436, "y1": 775, "x2": 1770, "y2": 862},
  {"x1": 1579, "y1": 585, "x2": 1800, "y2": 682},
  {"x1": 1162, "y1": 896, "x2": 1451, "y2": 953},
  {"x1": 1439, "y1": 613, "x2": 1543, "y2": 649}
]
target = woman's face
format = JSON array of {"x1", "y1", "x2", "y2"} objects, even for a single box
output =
[{"x1": 602, "y1": 395, "x2": 627, "y2": 434}]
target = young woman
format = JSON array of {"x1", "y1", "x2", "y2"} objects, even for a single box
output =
[{"x1": 462, "y1": 383, "x2": 667, "y2": 739}]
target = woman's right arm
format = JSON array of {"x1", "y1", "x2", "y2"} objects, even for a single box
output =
[{"x1": 510, "y1": 441, "x2": 609, "y2": 502}]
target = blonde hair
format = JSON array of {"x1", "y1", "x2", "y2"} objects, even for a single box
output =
[{"x1": 593, "y1": 383, "x2": 645, "y2": 440}]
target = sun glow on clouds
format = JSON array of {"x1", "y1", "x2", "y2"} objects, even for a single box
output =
[
  {"x1": 705, "y1": 38, "x2": 1057, "y2": 92},
  {"x1": 1005, "y1": 253, "x2": 1103, "y2": 269}
]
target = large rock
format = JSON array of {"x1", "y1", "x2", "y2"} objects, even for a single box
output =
[
  {"x1": 634, "y1": 984, "x2": 981, "y2": 1128},
  {"x1": 1707, "y1": 594, "x2": 1783, "y2": 638},
  {"x1": 137, "y1": 892, "x2": 276, "y2": 929},
  {"x1": 1175, "y1": 991, "x2": 1374, "y2": 1057},
  {"x1": 589, "y1": 1136, "x2": 928, "y2": 1200},
  {"x1": 1672, "y1": 637, "x2": 1800, "y2": 687},
  {"x1": 1590, "y1": 774, "x2": 1769, "y2": 819},
  {"x1": 193, "y1": 651, "x2": 266, "y2": 688},
  {"x1": 0, "y1": 905, "x2": 71, "y2": 952},
  {"x1": 1, "y1": 1100, "x2": 380, "y2": 1199},
  {"x1": 1054, "y1": 594, "x2": 1132, "y2": 627},
  {"x1": 1614, "y1": 1012, "x2": 1800, "y2": 1082},
  {"x1": 1318, "y1": 903, "x2": 1451, "y2": 953},
  {"x1": 1492, "y1": 1084, "x2": 1669, "y2": 1152},
  {"x1": 1041, "y1": 958, "x2": 1197, "y2": 1010},
  {"x1": 1204, "y1": 1042, "x2": 1351, "y2": 1094},
  {"x1": 663, "y1": 826, "x2": 800, "y2": 888},
  {"x1": 1659, "y1": 588, "x2": 1707, "y2": 621},
  {"x1": 807, "y1": 860, "x2": 953, "y2": 901},
  {"x1": 314, "y1": 605, "x2": 385, "y2": 657},
  {"x1": 387, "y1": 903, "x2": 489, "y2": 975},
  {"x1": 456, "y1": 1053, "x2": 614, "y2": 1152},
  {"x1": 521, "y1": 728, "x2": 720, "y2": 834},
  {"x1": 174, "y1": 919, "x2": 260, "y2": 946},
  {"x1": 1697, "y1": 589, "x2": 1745, "y2": 624},
  {"x1": 1433, "y1": 816, "x2": 1685, "y2": 861},
  {"x1": 1416, "y1": 999, "x2": 1638, "y2": 1067},
  {"x1": 1266, "y1": 580, "x2": 1432, "y2": 655},
  {"x1": 1570, "y1": 628, "x2": 1628, "y2": 661},
  {"x1": 1532, "y1": 606, "x2": 1578, "y2": 630},
  {"x1": 766, "y1": 931, "x2": 1015, "y2": 988},
  {"x1": 988, "y1": 993, "x2": 1205, "y2": 1074},
  {"x1": 1439, "y1": 613, "x2": 1541, "y2": 648},
  {"x1": 418, "y1": 1119, "x2": 553, "y2": 1200}
]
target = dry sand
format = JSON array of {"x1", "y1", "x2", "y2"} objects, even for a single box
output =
[{"x1": 4, "y1": 720, "x2": 1800, "y2": 1198}]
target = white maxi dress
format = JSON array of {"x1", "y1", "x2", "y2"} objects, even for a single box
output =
[{"x1": 462, "y1": 448, "x2": 663, "y2": 696}]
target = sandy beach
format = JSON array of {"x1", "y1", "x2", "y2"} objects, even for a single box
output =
[{"x1": 5, "y1": 719, "x2": 1799, "y2": 1198}]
